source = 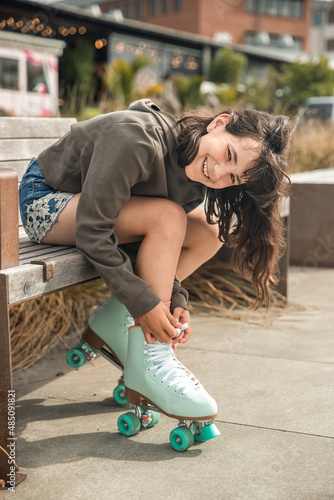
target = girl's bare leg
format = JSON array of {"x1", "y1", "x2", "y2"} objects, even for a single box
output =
[
  {"x1": 41, "y1": 193, "x2": 80, "y2": 246},
  {"x1": 41, "y1": 196, "x2": 222, "y2": 341},
  {"x1": 42, "y1": 196, "x2": 222, "y2": 289},
  {"x1": 176, "y1": 208, "x2": 223, "y2": 281}
]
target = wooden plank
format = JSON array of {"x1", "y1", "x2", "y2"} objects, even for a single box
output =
[
  {"x1": 19, "y1": 240, "x2": 44, "y2": 250},
  {"x1": 19, "y1": 247, "x2": 77, "y2": 265},
  {"x1": 19, "y1": 228, "x2": 29, "y2": 240},
  {"x1": 19, "y1": 243, "x2": 72, "y2": 255},
  {"x1": 0, "y1": 169, "x2": 19, "y2": 269},
  {"x1": 3, "y1": 253, "x2": 99, "y2": 304},
  {"x1": 0, "y1": 160, "x2": 30, "y2": 182},
  {"x1": 0, "y1": 274, "x2": 14, "y2": 485},
  {"x1": 0, "y1": 117, "x2": 76, "y2": 139},
  {"x1": 0, "y1": 138, "x2": 59, "y2": 162}
]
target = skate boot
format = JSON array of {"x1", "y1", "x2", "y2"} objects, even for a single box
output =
[
  {"x1": 118, "y1": 327, "x2": 220, "y2": 451},
  {"x1": 66, "y1": 295, "x2": 134, "y2": 405}
]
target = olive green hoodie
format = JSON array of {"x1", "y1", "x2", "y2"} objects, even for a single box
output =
[{"x1": 38, "y1": 99, "x2": 205, "y2": 318}]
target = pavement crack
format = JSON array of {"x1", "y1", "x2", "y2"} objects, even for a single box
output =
[
  {"x1": 182, "y1": 346, "x2": 334, "y2": 365},
  {"x1": 216, "y1": 419, "x2": 334, "y2": 439}
]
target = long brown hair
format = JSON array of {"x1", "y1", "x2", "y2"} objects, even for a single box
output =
[{"x1": 175, "y1": 109, "x2": 293, "y2": 308}]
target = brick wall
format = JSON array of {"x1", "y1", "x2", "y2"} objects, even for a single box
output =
[{"x1": 101, "y1": 0, "x2": 311, "y2": 50}]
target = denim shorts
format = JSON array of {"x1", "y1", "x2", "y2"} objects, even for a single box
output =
[{"x1": 19, "y1": 158, "x2": 75, "y2": 243}]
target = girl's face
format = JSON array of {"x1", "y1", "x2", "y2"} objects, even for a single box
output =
[{"x1": 185, "y1": 115, "x2": 260, "y2": 189}]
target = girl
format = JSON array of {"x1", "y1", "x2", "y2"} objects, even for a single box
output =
[{"x1": 19, "y1": 99, "x2": 292, "y2": 423}]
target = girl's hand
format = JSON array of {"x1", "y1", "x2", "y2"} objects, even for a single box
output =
[
  {"x1": 172, "y1": 307, "x2": 191, "y2": 343},
  {"x1": 138, "y1": 302, "x2": 182, "y2": 344}
]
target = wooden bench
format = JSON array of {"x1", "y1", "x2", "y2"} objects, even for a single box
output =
[
  {"x1": 0, "y1": 117, "x2": 102, "y2": 487},
  {"x1": 0, "y1": 116, "x2": 290, "y2": 487}
]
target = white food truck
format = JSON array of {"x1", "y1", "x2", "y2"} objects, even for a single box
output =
[{"x1": 0, "y1": 31, "x2": 65, "y2": 117}]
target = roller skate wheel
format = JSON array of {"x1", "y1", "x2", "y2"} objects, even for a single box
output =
[
  {"x1": 113, "y1": 383, "x2": 128, "y2": 406},
  {"x1": 169, "y1": 427, "x2": 194, "y2": 452},
  {"x1": 118, "y1": 412, "x2": 141, "y2": 436},
  {"x1": 66, "y1": 347, "x2": 86, "y2": 368},
  {"x1": 145, "y1": 410, "x2": 160, "y2": 429}
]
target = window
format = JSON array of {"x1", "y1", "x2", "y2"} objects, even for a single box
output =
[
  {"x1": 136, "y1": 0, "x2": 144, "y2": 18},
  {"x1": 27, "y1": 60, "x2": 49, "y2": 93},
  {"x1": 151, "y1": 0, "x2": 159, "y2": 15},
  {"x1": 267, "y1": 0, "x2": 279, "y2": 15},
  {"x1": 246, "y1": 0, "x2": 304, "y2": 19},
  {"x1": 327, "y1": 39, "x2": 334, "y2": 51},
  {"x1": 162, "y1": 0, "x2": 170, "y2": 14},
  {"x1": 0, "y1": 57, "x2": 19, "y2": 90},
  {"x1": 313, "y1": 12, "x2": 322, "y2": 26},
  {"x1": 289, "y1": 0, "x2": 302, "y2": 18},
  {"x1": 245, "y1": 31, "x2": 302, "y2": 51},
  {"x1": 125, "y1": 2, "x2": 132, "y2": 18},
  {"x1": 174, "y1": 0, "x2": 182, "y2": 11},
  {"x1": 329, "y1": 6, "x2": 334, "y2": 24}
]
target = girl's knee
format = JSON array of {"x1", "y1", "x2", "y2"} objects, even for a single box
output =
[{"x1": 151, "y1": 199, "x2": 187, "y2": 232}]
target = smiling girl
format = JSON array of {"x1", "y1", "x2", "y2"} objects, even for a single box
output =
[{"x1": 18, "y1": 99, "x2": 293, "y2": 423}]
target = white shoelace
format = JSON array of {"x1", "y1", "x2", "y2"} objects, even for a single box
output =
[{"x1": 143, "y1": 342, "x2": 202, "y2": 396}]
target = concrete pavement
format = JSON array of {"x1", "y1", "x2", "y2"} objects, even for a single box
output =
[{"x1": 3, "y1": 266, "x2": 334, "y2": 500}]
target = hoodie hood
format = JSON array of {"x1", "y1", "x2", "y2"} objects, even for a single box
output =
[{"x1": 128, "y1": 99, "x2": 191, "y2": 184}]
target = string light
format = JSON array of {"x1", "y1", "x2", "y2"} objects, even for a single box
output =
[
  {"x1": 0, "y1": 13, "x2": 200, "y2": 75},
  {"x1": 0, "y1": 15, "x2": 88, "y2": 40}
]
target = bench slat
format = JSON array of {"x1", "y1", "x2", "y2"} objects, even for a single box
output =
[
  {"x1": 0, "y1": 138, "x2": 60, "y2": 162},
  {"x1": 0, "y1": 161, "x2": 30, "y2": 182},
  {"x1": 19, "y1": 243, "x2": 72, "y2": 255},
  {"x1": 3, "y1": 253, "x2": 99, "y2": 305},
  {"x1": 19, "y1": 247, "x2": 77, "y2": 265},
  {"x1": 0, "y1": 117, "x2": 76, "y2": 139},
  {"x1": 19, "y1": 240, "x2": 44, "y2": 250}
]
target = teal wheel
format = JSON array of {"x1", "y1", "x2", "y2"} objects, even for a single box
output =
[
  {"x1": 169, "y1": 427, "x2": 194, "y2": 452},
  {"x1": 113, "y1": 383, "x2": 128, "y2": 406},
  {"x1": 146, "y1": 410, "x2": 160, "y2": 429},
  {"x1": 66, "y1": 347, "x2": 86, "y2": 368},
  {"x1": 118, "y1": 412, "x2": 141, "y2": 437}
]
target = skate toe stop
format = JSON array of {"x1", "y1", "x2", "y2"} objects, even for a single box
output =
[{"x1": 194, "y1": 422, "x2": 221, "y2": 442}]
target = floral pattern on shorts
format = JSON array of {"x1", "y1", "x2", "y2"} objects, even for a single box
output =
[{"x1": 25, "y1": 191, "x2": 75, "y2": 243}]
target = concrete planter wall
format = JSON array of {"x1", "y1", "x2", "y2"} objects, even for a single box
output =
[{"x1": 290, "y1": 169, "x2": 334, "y2": 268}]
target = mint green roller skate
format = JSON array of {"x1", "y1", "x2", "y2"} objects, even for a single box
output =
[
  {"x1": 118, "y1": 326, "x2": 220, "y2": 451},
  {"x1": 66, "y1": 295, "x2": 134, "y2": 405}
]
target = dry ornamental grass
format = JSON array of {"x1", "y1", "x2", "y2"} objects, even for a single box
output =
[{"x1": 291, "y1": 119, "x2": 334, "y2": 173}]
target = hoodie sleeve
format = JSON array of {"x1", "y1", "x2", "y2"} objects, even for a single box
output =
[
  {"x1": 171, "y1": 275, "x2": 189, "y2": 312},
  {"x1": 75, "y1": 122, "x2": 161, "y2": 319}
]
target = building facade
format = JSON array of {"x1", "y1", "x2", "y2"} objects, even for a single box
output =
[
  {"x1": 100, "y1": 0, "x2": 312, "y2": 51},
  {"x1": 311, "y1": 0, "x2": 334, "y2": 54}
]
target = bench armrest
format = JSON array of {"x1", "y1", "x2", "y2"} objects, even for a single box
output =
[{"x1": 0, "y1": 168, "x2": 19, "y2": 269}]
